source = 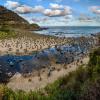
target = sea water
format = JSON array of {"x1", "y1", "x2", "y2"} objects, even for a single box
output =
[{"x1": 34, "y1": 26, "x2": 100, "y2": 37}]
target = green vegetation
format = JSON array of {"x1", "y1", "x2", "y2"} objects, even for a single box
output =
[
  {"x1": 0, "y1": 26, "x2": 17, "y2": 39},
  {"x1": 0, "y1": 31, "x2": 17, "y2": 39},
  {"x1": 0, "y1": 48, "x2": 100, "y2": 100},
  {"x1": 0, "y1": 6, "x2": 40, "y2": 32},
  {"x1": 30, "y1": 23, "x2": 40, "y2": 29},
  {"x1": 0, "y1": 25, "x2": 39, "y2": 39}
]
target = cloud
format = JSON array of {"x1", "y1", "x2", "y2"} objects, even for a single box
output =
[
  {"x1": 15, "y1": 5, "x2": 44, "y2": 14},
  {"x1": 21, "y1": 15, "x2": 49, "y2": 24},
  {"x1": 4, "y1": 1, "x2": 44, "y2": 14},
  {"x1": 50, "y1": 3, "x2": 63, "y2": 9},
  {"x1": 43, "y1": 5, "x2": 72, "y2": 17},
  {"x1": 15, "y1": 5, "x2": 33, "y2": 14},
  {"x1": 90, "y1": 6, "x2": 100, "y2": 14},
  {"x1": 4, "y1": 1, "x2": 72, "y2": 17},
  {"x1": 14, "y1": 3, "x2": 72, "y2": 17},
  {"x1": 32, "y1": 17, "x2": 49, "y2": 22},
  {"x1": 78, "y1": 14, "x2": 93, "y2": 22},
  {"x1": 4, "y1": 1, "x2": 20, "y2": 9},
  {"x1": 65, "y1": 15, "x2": 73, "y2": 19},
  {"x1": 32, "y1": 5, "x2": 45, "y2": 13},
  {"x1": 43, "y1": 9, "x2": 61, "y2": 17}
]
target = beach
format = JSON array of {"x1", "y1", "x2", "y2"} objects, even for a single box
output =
[
  {"x1": 3, "y1": 32, "x2": 99, "y2": 91},
  {"x1": 0, "y1": 1, "x2": 100, "y2": 99},
  {"x1": 0, "y1": 30, "x2": 69, "y2": 55},
  {"x1": 0, "y1": 28, "x2": 99, "y2": 91},
  {"x1": 7, "y1": 56, "x2": 89, "y2": 91}
]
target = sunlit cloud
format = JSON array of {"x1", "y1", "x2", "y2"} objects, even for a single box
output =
[
  {"x1": 4, "y1": 1, "x2": 72, "y2": 17},
  {"x1": 89, "y1": 6, "x2": 100, "y2": 14},
  {"x1": 4, "y1": 1, "x2": 20, "y2": 9}
]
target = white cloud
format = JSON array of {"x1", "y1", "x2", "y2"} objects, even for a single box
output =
[
  {"x1": 15, "y1": 5, "x2": 33, "y2": 14},
  {"x1": 65, "y1": 15, "x2": 73, "y2": 19},
  {"x1": 43, "y1": 5, "x2": 72, "y2": 17},
  {"x1": 32, "y1": 17, "x2": 49, "y2": 22},
  {"x1": 13, "y1": 2, "x2": 72, "y2": 17},
  {"x1": 32, "y1": 5, "x2": 45, "y2": 13},
  {"x1": 78, "y1": 14, "x2": 93, "y2": 22},
  {"x1": 43, "y1": 9, "x2": 62, "y2": 16},
  {"x1": 50, "y1": 3, "x2": 63, "y2": 9},
  {"x1": 15, "y1": 5, "x2": 44, "y2": 14},
  {"x1": 4, "y1": 1, "x2": 72, "y2": 17},
  {"x1": 4, "y1": 1, "x2": 20, "y2": 9},
  {"x1": 64, "y1": 6, "x2": 72, "y2": 14},
  {"x1": 90, "y1": 6, "x2": 100, "y2": 14}
]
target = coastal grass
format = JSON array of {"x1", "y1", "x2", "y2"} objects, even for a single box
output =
[
  {"x1": 0, "y1": 47, "x2": 100, "y2": 100},
  {"x1": 0, "y1": 27, "x2": 68, "y2": 43},
  {"x1": 0, "y1": 31, "x2": 17, "y2": 39},
  {"x1": 0, "y1": 26, "x2": 17, "y2": 39}
]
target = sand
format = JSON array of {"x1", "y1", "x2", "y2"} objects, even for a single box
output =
[
  {"x1": 1, "y1": 30, "x2": 99, "y2": 92},
  {"x1": 0, "y1": 35, "x2": 69, "y2": 55},
  {"x1": 7, "y1": 56, "x2": 89, "y2": 92}
]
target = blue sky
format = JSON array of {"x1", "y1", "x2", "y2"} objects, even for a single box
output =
[{"x1": 0, "y1": 0, "x2": 100, "y2": 26}]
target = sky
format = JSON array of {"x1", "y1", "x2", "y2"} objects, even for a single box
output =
[{"x1": 0, "y1": 0, "x2": 100, "y2": 26}]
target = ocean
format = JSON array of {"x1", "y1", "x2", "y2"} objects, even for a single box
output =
[{"x1": 34, "y1": 26, "x2": 100, "y2": 37}]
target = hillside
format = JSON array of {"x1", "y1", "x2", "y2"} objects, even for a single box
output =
[{"x1": 0, "y1": 6, "x2": 40, "y2": 30}]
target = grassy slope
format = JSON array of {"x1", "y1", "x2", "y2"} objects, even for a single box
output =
[
  {"x1": 0, "y1": 47, "x2": 100, "y2": 100},
  {"x1": 0, "y1": 26, "x2": 59, "y2": 39},
  {"x1": 0, "y1": 26, "x2": 16, "y2": 39}
]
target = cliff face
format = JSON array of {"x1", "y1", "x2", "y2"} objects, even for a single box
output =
[{"x1": 0, "y1": 6, "x2": 39, "y2": 30}]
